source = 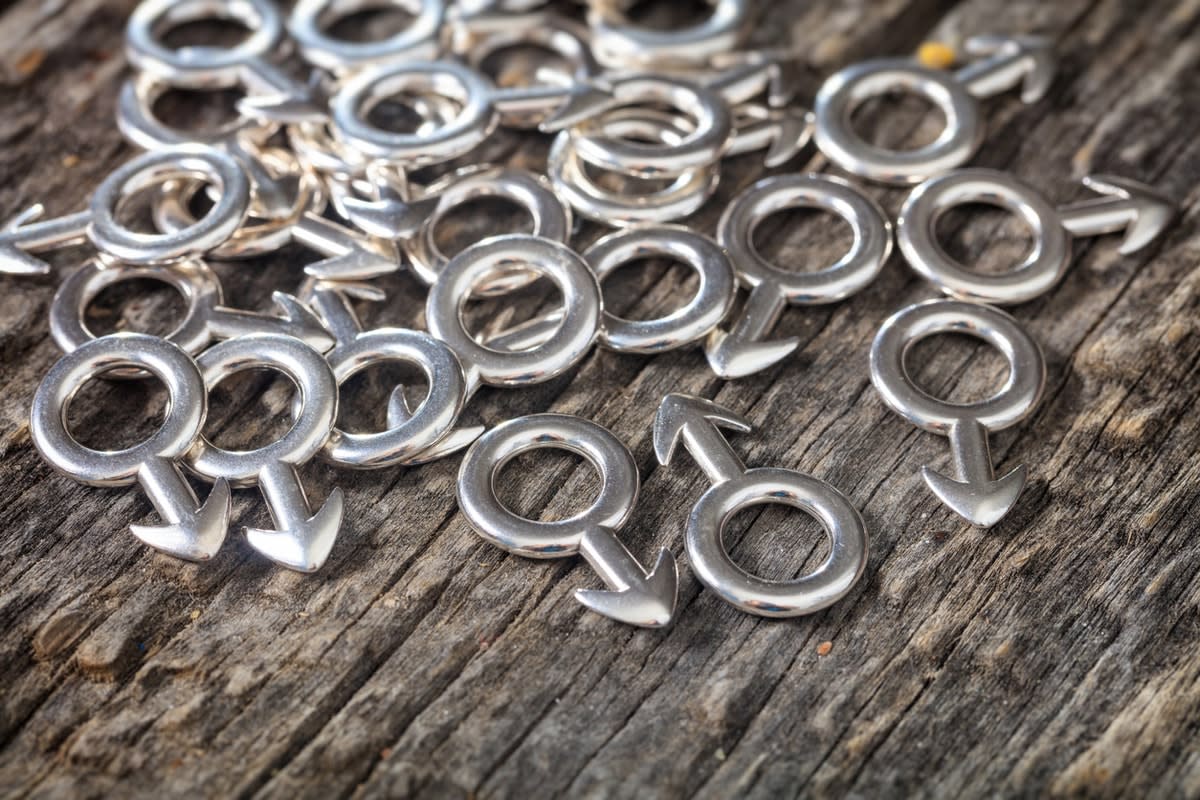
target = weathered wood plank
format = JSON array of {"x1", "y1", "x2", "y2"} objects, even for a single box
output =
[{"x1": 0, "y1": 0, "x2": 1198, "y2": 798}]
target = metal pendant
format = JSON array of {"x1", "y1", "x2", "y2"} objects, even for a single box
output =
[
  {"x1": 587, "y1": 0, "x2": 750, "y2": 71},
  {"x1": 30, "y1": 332, "x2": 231, "y2": 561},
  {"x1": 706, "y1": 173, "x2": 893, "y2": 378},
  {"x1": 185, "y1": 334, "x2": 344, "y2": 572},
  {"x1": 289, "y1": 0, "x2": 444, "y2": 74},
  {"x1": 897, "y1": 169, "x2": 1175, "y2": 304},
  {"x1": 813, "y1": 35, "x2": 1055, "y2": 185},
  {"x1": 869, "y1": 299, "x2": 1046, "y2": 527},
  {"x1": 654, "y1": 394, "x2": 868, "y2": 617},
  {"x1": 457, "y1": 413, "x2": 678, "y2": 628}
]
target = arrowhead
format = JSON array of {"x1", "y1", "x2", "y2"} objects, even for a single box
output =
[
  {"x1": 304, "y1": 245, "x2": 400, "y2": 281},
  {"x1": 341, "y1": 195, "x2": 439, "y2": 240},
  {"x1": 963, "y1": 34, "x2": 1056, "y2": 103},
  {"x1": 0, "y1": 205, "x2": 51, "y2": 276},
  {"x1": 246, "y1": 487, "x2": 344, "y2": 572},
  {"x1": 1082, "y1": 175, "x2": 1175, "y2": 254},
  {"x1": 270, "y1": 291, "x2": 336, "y2": 352},
  {"x1": 704, "y1": 328, "x2": 800, "y2": 379},
  {"x1": 237, "y1": 94, "x2": 327, "y2": 125},
  {"x1": 538, "y1": 84, "x2": 617, "y2": 133},
  {"x1": 922, "y1": 463, "x2": 1027, "y2": 528},
  {"x1": 763, "y1": 109, "x2": 815, "y2": 168},
  {"x1": 130, "y1": 478, "x2": 231, "y2": 561},
  {"x1": 575, "y1": 547, "x2": 678, "y2": 628},
  {"x1": 653, "y1": 394, "x2": 752, "y2": 466},
  {"x1": 248, "y1": 168, "x2": 297, "y2": 220}
]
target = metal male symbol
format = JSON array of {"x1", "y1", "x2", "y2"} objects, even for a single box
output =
[
  {"x1": 30, "y1": 333, "x2": 231, "y2": 561},
  {"x1": 186, "y1": 334, "x2": 344, "y2": 572},
  {"x1": 870, "y1": 299, "x2": 1046, "y2": 527},
  {"x1": 897, "y1": 169, "x2": 1175, "y2": 304},
  {"x1": 457, "y1": 414, "x2": 679, "y2": 628},
  {"x1": 814, "y1": 35, "x2": 1056, "y2": 185},
  {"x1": 654, "y1": 394, "x2": 869, "y2": 617}
]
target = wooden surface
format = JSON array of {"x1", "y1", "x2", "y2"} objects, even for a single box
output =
[{"x1": 2, "y1": 1, "x2": 1199, "y2": 797}]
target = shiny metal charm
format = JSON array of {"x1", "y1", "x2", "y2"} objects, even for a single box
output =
[
  {"x1": 288, "y1": 211, "x2": 400, "y2": 281},
  {"x1": 814, "y1": 35, "x2": 1055, "y2": 185},
  {"x1": 706, "y1": 173, "x2": 893, "y2": 378},
  {"x1": 588, "y1": 0, "x2": 749, "y2": 70},
  {"x1": 186, "y1": 334, "x2": 344, "y2": 572},
  {"x1": 898, "y1": 169, "x2": 1175, "y2": 304},
  {"x1": 50, "y1": 260, "x2": 334, "y2": 367},
  {"x1": 457, "y1": 413, "x2": 678, "y2": 627},
  {"x1": 300, "y1": 280, "x2": 480, "y2": 469},
  {"x1": 30, "y1": 332, "x2": 231, "y2": 561},
  {"x1": 0, "y1": 205, "x2": 91, "y2": 276},
  {"x1": 654, "y1": 394, "x2": 868, "y2": 617},
  {"x1": 869, "y1": 299, "x2": 1046, "y2": 527},
  {"x1": 289, "y1": 0, "x2": 443, "y2": 73}
]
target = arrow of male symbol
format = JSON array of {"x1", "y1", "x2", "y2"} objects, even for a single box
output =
[
  {"x1": 921, "y1": 418, "x2": 1026, "y2": 529},
  {"x1": 1058, "y1": 175, "x2": 1175, "y2": 255},
  {"x1": 954, "y1": 34, "x2": 1056, "y2": 103},
  {"x1": 246, "y1": 461, "x2": 344, "y2": 573},
  {"x1": 131, "y1": 458, "x2": 232, "y2": 561},
  {"x1": 0, "y1": 206, "x2": 90, "y2": 276},
  {"x1": 653, "y1": 393, "x2": 753, "y2": 484},
  {"x1": 574, "y1": 526, "x2": 678, "y2": 628}
]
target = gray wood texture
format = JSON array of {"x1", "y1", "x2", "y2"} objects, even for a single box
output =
[{"x1": 1, "y1": 0, "x2": 1199, "y2": 797}]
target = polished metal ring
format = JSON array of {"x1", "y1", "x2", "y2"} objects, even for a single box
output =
[
  {"x1": 322, "y1": 329, "x2": 468, "y2": 469},
  {"x1": 290, "y1": 0, "x2": 443, "y2": 73},
  {"x1": 405, "y1": 165, "x2": 572, "y2": 291},
  {"x1": 869, "y1": 299, "x2": 1046, "y2": 434},
  {"x1": 719, "y1": 174, "x2": 893, "y2": 302},
  {"x1": 426, "y1": 235, "x2": 601, "y2": 387},
  {"x1": 456, "y1": 413, "x2": 638, "y2": 557},
  {"x1": 117, "y1": 74, "x2": 254, "y2": 151},
  {"x1": 125, "y1": 0, "x2": 285, "y2": 87},
  {"x1": 50, "y1": 259, "x2": 219, "y2": 372},
  {"x1": 548, "y1": 108, "x2": 718, "y2": 226},
  {"x1": 89, "y1": 147, "x2": 251, "y2": 265},
  {"x1": 570, "y1": 75, "x2": 732, "y2": 178},
  {"x1": 587, "y1": 225, "x2": 736, "y2": 353},
  {"x1": 331, "y1": 61, "x2": 497, "y2": 165},
  {"x1": 30, "y1": 333, "x2": 207, "y2": 486},
  {"x1": 686, "y1": 467, "x2": 868, "y2": 617},
  {"x1": 897, "y1": 168, "x2": 1072, "y2": 304},
  {"x1": 187, "y1": 334, "x2": 338, "y2": 487},
  {"x1": 588, "y1": 0, "x2": 748, "y2": 70},
  {"x1": 813, "y1": 59, "x2": 983, "y2": 185}
]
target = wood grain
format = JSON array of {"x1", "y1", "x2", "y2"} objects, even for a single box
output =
[{"x1": 1, "y1": 0, "x2": 1199, "y2": 797}]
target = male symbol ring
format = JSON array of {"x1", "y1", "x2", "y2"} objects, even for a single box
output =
[
  {"x1": 870, "y1": 299, "x2": 1046, "y2": 527},
  {"x1": 457, "y1": 413, "x2": 678, "y2": 627},
  {"x1": 290, "y1": 0, "x2": 443, "y2": 73},
  {"x1": 30, "y1": 332, "x2": 231, "y2": 562}
]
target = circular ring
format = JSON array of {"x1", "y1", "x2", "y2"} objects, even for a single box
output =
[
  {"x1": 427, "y1": 235, "x2": 601, "y2": 387},
  {"x1": 570, "y1": 76, "x2": 732, "y2": 178},
  {"x1": 322, "y1": 329, "x2": 468, "y2": 469},
  {"x1": 290, "y1": 0, "x2": 443, "y2": 73},
  {"x1": 813, "y1": 59, "x2": 984, "y2": 186},
  {"x1": 585, "y1": 225, "x2": 736, "y2": 353},
  {"x1": 869, "y1": 298, "x2": 1046, "y2": 434},
  {"x1": 686, "y1": 467, "x2": 868, "y2": 617},
  {"x1": 588, "y1": 0, "x2": 748, "y2": 70},
  {"x1": 897, "y1": 168, "x2": 1072, "y2": 304},
  {"x1": 30, "y1": 333, "x2": 207, "y2": 486},
  {"x1": 405, "y1": 165, "x2": 573, "y2": 291},
  {"x1": 50, "y1": 259, "x2": 221, "y2": 373},
  {"x1": 331, "y1": 61, "x2": 498, "y2": 165},
  {"x1": 718, "y1": 174, "x2": 893, "y2": 302},
  {"x1": 186, "y1": 334, "x2": 338, "y2": 486},
  {"x1": 456, "y1": 413, "x2": 639, "y2": 557},
  {"x1": 125, "y1": 0, "x2": 285, "y2": 88},
  {"x1": 548, "y1": 108, "x2": 718, "y2": 226},
  {"x1": 118, "y1": 74, "x2": 255, "y2": 151},
  {"x1": 89, "y1": 147, "x2": 251, "y2": 265}
]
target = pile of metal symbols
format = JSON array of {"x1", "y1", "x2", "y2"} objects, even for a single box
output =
[{"x1": 13, "y1": 0, "x2": 1175, "y2": 629}]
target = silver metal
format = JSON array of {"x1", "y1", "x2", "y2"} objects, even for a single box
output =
[
  {"x1": 898, "y1": 169, "x2": 1176, "y2": 304},
  {"x1": 89, "y1": 147, "x2": 251, "y2": 265},
  {"x1": 186, "y1": 334, "x2": 344, "y2": 572},
  {"x1": 869, "y1": 299, "x2": 1046, "y2": 527},
  {"x1": 588, "y1": 0, "x2": 749, "y2": 70},
  {"x1": 301, "y1": 280, "x2": 480, "y2": 468},
  {"x1": 289, "y1": 0, "x2": 443, "y2": 73},
  {"x1": 125, "y1": 0, "x2": 323, "y2": 122},
  {"x1": 457, "y1": 413, "x2": 678, "y2": 627},
  {"x1": 727, "y1": 104, "x2": 815, "y2": 168},
  {"x1": 547, "y1": 108, "x2": 719, "y2": 227},
  {"x1": 0, "y1": 205, "x2": 91, "y2": 276},
  {"x1": 290, "y1": 212, "x2": 401, "y2": 280},
  {"x1": 426, "y1": 234, "x2": 602, "y2": 389},
  {"x1": 50, "y1": 259, "x2": 334, "y2": 368},
  {"x1": 813, "y1": 35, "x2": 1055, "y2": 185},
  {"x1": 653, "y1": 394, "x2": 868, "y2": 617},
  {"x1": 29, "y1": 332, "x2": 231, "y2": 561},
  {"x1": 706, "y1": 174, "x2": 893, "y2": 378}
]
